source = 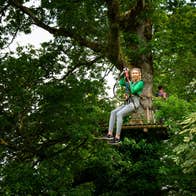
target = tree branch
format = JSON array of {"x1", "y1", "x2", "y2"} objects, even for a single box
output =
[
  {"x1": 58, "y1": 56, "x2": 102, "y2": 81},
  {"x1": 1, "y1": 23, "x2": 20, "y2": 49},
  {"x1": 0, "y1": 2, "x2": 21, "y2": 49},
  {"x1": 119, "y1": 0, "x2": 146, "y2": 31},
  {"x1": 101, "y1": 64, "x2": 114, "y2": 82},
  {"x1": 0, "y1": 2, "x2": 11, "y2": 18},
  {"x1": 106, "y1": 0, "x2": 129, "y2": 70},
  {"x1": 10, "y1": 0, "x2": 103, "y2": 53}
]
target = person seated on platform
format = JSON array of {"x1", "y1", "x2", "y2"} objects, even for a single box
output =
[
  {"x1": 103, "y1": 67, "x2": 144, "y2": 144},
  {"x1": 156, "y1": 85, "x2": 167, "y2": 99}
]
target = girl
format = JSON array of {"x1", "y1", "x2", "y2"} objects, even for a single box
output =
[{"x1": 105, "y1": 68, "x2": 144, "y2": 144}]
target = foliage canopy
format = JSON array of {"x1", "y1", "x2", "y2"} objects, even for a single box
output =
[{"x1": 0, "y1": 0, "x2": 195, "y2": 195}]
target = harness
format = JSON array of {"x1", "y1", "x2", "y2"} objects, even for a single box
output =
[
  {"x1": 124, "y1": 80, "x2": 144, "y2": 111},
  {"x1": 124, "y1": 95, "x2": 138, "y2": 110},
  {"x1": 114, "y1": 70, "x2": 144, "y2": 110}
]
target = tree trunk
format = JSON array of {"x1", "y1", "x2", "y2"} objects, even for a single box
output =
[
  {"x1": 134, "y1": 20, "x2": 154, "y2": 123},
  {"x1": 122, "y1": 1, "x2": 154, "y2": 123}
]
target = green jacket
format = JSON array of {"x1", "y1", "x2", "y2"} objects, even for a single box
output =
[{"x1": 119, "y1": 77, "x2": 144, "y2": 95}]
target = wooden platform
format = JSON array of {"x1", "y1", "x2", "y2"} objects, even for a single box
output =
[
  {"x1": 122, "y1": 124, "x2": 167, "y2": 130},
  {"x1": 121, "y1": 123, "x2": 169, "y2": 140}
]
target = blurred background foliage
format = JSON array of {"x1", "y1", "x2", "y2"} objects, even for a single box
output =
[{"x1": 0, "y1": 0, "x2": 195, "y2": 195}]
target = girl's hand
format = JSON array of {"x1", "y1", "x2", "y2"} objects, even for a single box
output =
[
  {"x1": 125, "y1": 94, "x2": 129, "y2": 100},
  {"x1": 125, "y1": 70, "x2": 129, "y2": 78}
]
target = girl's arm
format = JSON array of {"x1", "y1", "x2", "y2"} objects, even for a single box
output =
[{"x1": 130, "y1": 81, "x2": 144, "y2": 95}]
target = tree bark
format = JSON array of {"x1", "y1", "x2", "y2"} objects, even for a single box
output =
[
  {"x1": 106, "y1": 0, "x2": 129, "y2": 70},
  {"x1": 119, "y1": 0, "x2": 154, "y2": 122}
]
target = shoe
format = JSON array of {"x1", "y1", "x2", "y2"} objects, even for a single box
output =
[
  {"x1": 99, "y1": 134, "x2": 114, "y2": 140},
  {"x1": 109, "y1": 138, "x2": 121, "y2": 145}
]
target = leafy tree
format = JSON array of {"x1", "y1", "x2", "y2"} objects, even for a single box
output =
[
  {"x1": 153, "y1": 1, "x2": 196, "y2": 101},
  {"x1": 0, "y1": 0, "x2": 161, "y2": 99},
  {"x1": 0, "y1": 0, "x2": 195, "y2": 195},
  {"x1": 156, "y1": 112, "x2": 196, "y2": 195},
  {"x1": 0, "y1": 45, "x2": 112, "y2": 195},
  {"x1": 153, "y1": 95, "x2": 193, "y2": 129},
  {"x1": 173, "y1": 112, "x2": 196, "y2": 175}
]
